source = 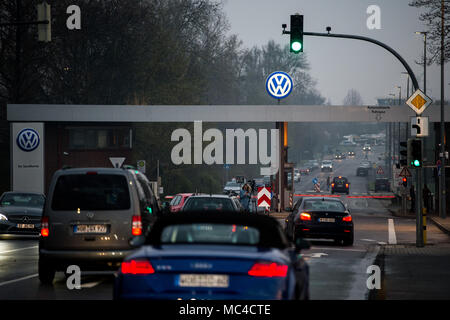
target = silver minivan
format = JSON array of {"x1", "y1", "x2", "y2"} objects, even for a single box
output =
[{"x1": 38, "y1": 167, "x2": 160, "y2": 284}]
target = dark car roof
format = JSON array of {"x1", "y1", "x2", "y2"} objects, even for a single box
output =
[
  {"x1": 147, "y1": 211, "x2": 289, "y2": 249},
  {"x1": 302, "y1": 197, "x2": 343, "y2": 203},
  {"x1": 333, "y1": 176, "x2": 348, "y2": 181}
]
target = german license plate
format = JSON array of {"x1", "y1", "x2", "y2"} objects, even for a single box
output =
[
  {"x1": 16, "y1": 224, "x2": 34, "y2": 229},
  {"x1": 74, "y1": 224, "x2": 107, "y2": 234},
  {"x1": 178, "y1": 274, "x2": 229, "y2": 288},
  {"x1": 319, "y1": 218, "x2": 335, "y2": 223}
]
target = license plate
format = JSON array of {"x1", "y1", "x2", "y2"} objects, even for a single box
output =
[
  {"x1": 74, "y1": 224, "x2": 107, "y2": 234},
  {"x1": 16, "y1": 224, "x2": 34, "y2": 229},
  {"x1": 178, "y1": 274, "x2": 229, "y2": 288},
  {"x1": 319, "y1": 218, "x2": 335, "y2": 223}
]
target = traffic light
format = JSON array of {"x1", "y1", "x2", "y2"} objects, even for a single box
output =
[
  {"x1": 410, "y1": 139, "x2": 422, "y2": 167},
  {"x1": 290, "y1": 14, "x2": 303, "y2": 53},
  {"x1": 399, "y1": 141, "x2": 407, "y2": 167},
  {"x1": 402, "y1": 177, "x2": 407, "y2": 187},
  {"x1": 37, "y1": 2, "x2": 51, "y2": 42}
]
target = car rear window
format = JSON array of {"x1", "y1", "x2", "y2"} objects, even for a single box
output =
[
  {"x1": 333, "y1": 178, "x2": 348, "y2": 184},
  {"x1": 303, "y1": 200, "x2": 345, "y2": 212},
  {"x1": 51, "y1": 174, "x2": 130, "y2": 210},
  {"x1": 183, "y1": 198, "x2": 235, "y2": 211},
  {"x1": 160, "y1": 223, "x2": 260, "y2": 245},
  {"x1": 1, "y1": 193, "x2": 45, "y2": 208}
]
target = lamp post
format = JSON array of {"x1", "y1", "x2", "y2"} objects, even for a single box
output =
[{"x1": 415, "y1": 31, "x2": 428, "y2": 94}]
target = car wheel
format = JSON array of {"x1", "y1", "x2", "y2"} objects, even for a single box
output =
[
  {"x1": 38, "y1": 257, "x2": 56, "y2": 285},
  {"x1": 343, "y1": 234, "x2": 354, "y2": 246}
]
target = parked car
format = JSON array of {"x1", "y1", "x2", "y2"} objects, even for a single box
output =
[
  {"x1": 298, "y1": 167, "x2": 310, "y2": 175},
  {"x1": 285, "y1": 197, "x2": 353, "y2": 246},
  {"x1": 331, "y1": 176, "x2": 350, "y2": 195},
  {"x1": 114, "y1": 212, "x2": 310, "y2": 300},
  {"x1": 0, "y1": 192, "x2": 45, "y2": 235},
  {"x1": 38, "y1": 167, "x2": 161, "y2": 284}
]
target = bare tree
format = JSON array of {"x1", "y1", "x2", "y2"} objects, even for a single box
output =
[
  {"x1": 409, "y1": 0, "x2": 449, "y2": 64},
  {"x1": 342, "y1": 89, "x2": 364, "y2": 105}
]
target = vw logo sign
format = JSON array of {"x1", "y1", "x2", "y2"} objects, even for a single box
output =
[
  {"x1": 265, "y1": 71, "x2": 293, "y2": 99},
  {"x1": 16, "y1": 128, "x2": 40, "y2": 152}
]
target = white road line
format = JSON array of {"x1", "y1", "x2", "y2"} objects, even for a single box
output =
[
  {"x1": 309, "y1": 247, "x2": 366, "y2": 252},
  {"x1": 0, "y1": 246, "x2": 38, "y2": 254},
  {"x1": 81, "y1": 281, "x2": 103, "y2": 289},
  {"x1": 0, "y1": 274, "x2": 38, "y2": 287},
  {"x1": 388, "y1": 218, "x2": 397, "y2": 244}
]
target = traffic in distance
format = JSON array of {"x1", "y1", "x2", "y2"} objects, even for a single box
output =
[{"x1": 0, "y1": 140, "x2": 413, "y2": 300}]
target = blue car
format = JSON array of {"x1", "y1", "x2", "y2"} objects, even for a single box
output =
[{"x1": 113, "y1": 212, "x2": 310, "y2": 300}]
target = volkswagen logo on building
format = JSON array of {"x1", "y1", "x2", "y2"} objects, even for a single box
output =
[
  {"x1": 265, "y1": 71, "x2": 293, "y2": 100},
  {"x1": 16, "y1": 128, "x2": 40, "y2": 152}
]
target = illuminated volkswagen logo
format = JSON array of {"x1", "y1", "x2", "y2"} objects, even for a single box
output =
[
  {"x1": 16, "y1": 128, "x2": 40, "y2": 152},
  {"x1": 265, "y1": 71, "x2": 293, "y2": 99}
]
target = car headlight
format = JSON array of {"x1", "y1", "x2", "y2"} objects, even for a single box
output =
[{"x1": 0, "y1": 213, "x2": 8, "y2": 221}]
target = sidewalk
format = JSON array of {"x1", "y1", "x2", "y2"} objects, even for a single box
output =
[
  {"x1": 371, "y1": 216, "x2": 450, "y2": 300},
  {"x1": 429, "y1": 215, "x2": 450, "y2": 236}
]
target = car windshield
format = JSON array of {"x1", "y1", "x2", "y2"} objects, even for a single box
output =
[
  {"x1": 51, "y1": 174, "x2": 131, "y2": 210},
  {"x1": 0, "y1": 193, "x2": 45, "y2": 208},
  {"x1": 183, "y1": 198, "x2": 234, "y2": 211},
  {"x1": 303, "y1": 200, "x2": 346, "y2": 212},
  {"x1": 225, "y1": 182, "x2": 240, "y2": 188},
  {"x1": 323, "y1": 161, "x2": 332, "y2": 164},
  {"x1": 160, "y1": 223, "x2": 260, "y2": 245}
]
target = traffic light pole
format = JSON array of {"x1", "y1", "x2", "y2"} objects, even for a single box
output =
[
  {"x1": 416, "y1": 143, "x2": 424, "y2": 247},
  {"x1": 301, "y1": 31, "x2": 419, "y2": 91}
]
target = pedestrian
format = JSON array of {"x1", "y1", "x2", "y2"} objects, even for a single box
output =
[
  {"x1": 410, "y1": 185, "x2": 415, "y2": 213},
  {"x1": 423, "y1": 185, "x2": 431, "y2": 213},
  {"x1": 240, "y1": 183, "x2": 251, "y2": 213}
]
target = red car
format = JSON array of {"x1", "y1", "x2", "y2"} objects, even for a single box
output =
[{"x1": 169, "y1": 193, "x2": 193, "y2": 213}]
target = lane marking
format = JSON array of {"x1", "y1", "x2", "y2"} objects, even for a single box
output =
[
  {"x1": 388, "y1": 218, "x2": 397, "y2": 244},
  {"x1": 0, "y1": 246, "x2": 38, "y2": 254},
  {"x1": 0, "y1": 274, "x2": 38, "y2": 287},
  {"x1": 81, "y1": 281, "x2": 103, "y2": 289},
  {"x1": 309, "y1": 247, "x2": 366, "y2": 252}
]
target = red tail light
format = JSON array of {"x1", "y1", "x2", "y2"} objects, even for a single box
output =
[
  {"x1": 300, "y1": 212, "x2": 311, "y2": 221},
  {"x1": 342, "y1": 215, "x2": 352, "y2": 222},
  {"x1": 248, "y1": 262, "x2": 288, "y2": 277},
  {"x1": 121, "y1": 260, "x2": 154, "y2": 274},
  {"x1": 40, "y1": 216, "x2": 49, "y2": 237},
  {"x1": 86, "y1": 171, "x2": 98, "y2": 175},
  {"x1": 132, "y1": 215, "x2": 142, "y2": 236}
]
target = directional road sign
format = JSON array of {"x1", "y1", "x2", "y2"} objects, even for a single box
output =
[
  {"x1": 410, "y1": 116, "x2": 429, "y2": 137},
  {"x1": 257, "y1": 187, "x2": 272, "y2": 208},
  {"x1": 406, "y1": 89, "x2": 432, "y2": 115}
]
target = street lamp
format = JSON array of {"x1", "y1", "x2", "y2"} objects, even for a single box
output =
[
  {"x1": 395, "y1": 86, "x2": 402, "y2": 105},
  {"x1": 415, "y1": 31, "x2": 428, "y2": 94},
  {"x1": 402, "y1": 72, "x2": 410, "y2": 97}
]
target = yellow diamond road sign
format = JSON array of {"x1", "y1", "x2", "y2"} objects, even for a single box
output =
[{"x1": 406, "y1": 89, "x2": 432, "y2": 115}]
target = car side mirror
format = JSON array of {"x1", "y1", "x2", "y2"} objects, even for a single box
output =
[
  {"x1": 129, "y1": 235, "x2": 146, "y2": 248},
  {"x1": 295, "y1": 238, "x2": 311, "y2": 252}
]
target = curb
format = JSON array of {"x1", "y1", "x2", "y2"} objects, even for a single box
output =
[{"x1": 429, "y1": 216, "x2": 450, "y2": 236}]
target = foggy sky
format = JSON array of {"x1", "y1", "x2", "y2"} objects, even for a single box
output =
[{"x1": 222, "y1": 0, "x2": 449, "y2": 105}]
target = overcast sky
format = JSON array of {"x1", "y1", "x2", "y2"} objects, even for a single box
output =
[{"x1": 222, "y1": 0, "x2": 449, "y2": 105}]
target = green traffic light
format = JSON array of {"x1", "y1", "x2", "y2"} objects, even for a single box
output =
[
  {"x1": 291, "y1": 41, "x2": 302, "y2": 52},
  {"x1": 413, "y1": 160, "x2": 421, "y2": 167}
]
